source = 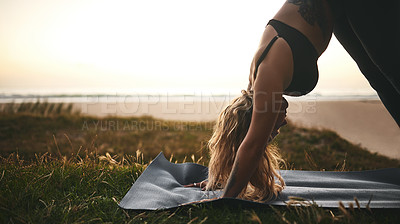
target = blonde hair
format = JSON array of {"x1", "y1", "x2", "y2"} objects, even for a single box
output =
[{"x1": 206, "y1": 90, "x2": 285, "y2": 202}]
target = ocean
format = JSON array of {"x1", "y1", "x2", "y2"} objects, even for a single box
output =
[{"x1": 0, "y1": 87, "x2": 379, "y2": 103}]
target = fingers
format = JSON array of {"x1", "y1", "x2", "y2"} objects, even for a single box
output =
[
  {"x1": 184, "y1": 180, "x2": 209, "y2": 188},
  {"x1": 200, "y1": 180, "x2": 208, "y2": 188},
  {"x1": 184, "y1": 182, "x2": 200, "y2": 188}
]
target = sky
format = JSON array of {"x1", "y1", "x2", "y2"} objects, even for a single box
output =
[{"x1": 0, "y1": 0, "x2": 375, "y2": 95}]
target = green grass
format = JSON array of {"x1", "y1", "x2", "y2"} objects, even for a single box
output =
[
  {"x1": 2, "y1": 151, "x2": 399, "y2": 224},
  {"x1": 1, "y1": 102, "x2": 400, "y2": 223}
]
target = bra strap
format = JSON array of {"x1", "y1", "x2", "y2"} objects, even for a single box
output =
[{"x1": 253, "y1": 35, "x2": 280, "y2": 80}]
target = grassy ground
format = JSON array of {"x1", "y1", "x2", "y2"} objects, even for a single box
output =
[{"x1": 1, "y1": 102, "x2": 400, "y2": 223}]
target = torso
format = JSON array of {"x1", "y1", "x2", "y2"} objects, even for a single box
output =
[{"x1": 248, "y1": 0, "x2": 334, "y2": 95}]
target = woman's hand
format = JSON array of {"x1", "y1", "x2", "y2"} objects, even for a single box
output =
[{"x1": 184, "y1": 180, "x2": 208, "y2": 191}]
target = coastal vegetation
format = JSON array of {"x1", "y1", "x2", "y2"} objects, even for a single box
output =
[{"x1": 1, "y1": 102, "x2": 399, "y2": 223}]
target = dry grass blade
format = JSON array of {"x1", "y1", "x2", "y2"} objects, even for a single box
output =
[
  {"x1": 187, "y1": 216, "x2": 198, "y2": 224},
  {"x1": 100, "y1": 180, "x2": 122, "y2": 195},
  {"x1": 64, "y1": 133, "x2": 74, "y2": 152},
  {"x1": 136, "y1": 150, "x2": 141, "y2": 162},
  {"x1": 53, "y1": 134, "x2": 62, "y2": 158},
  {"x1": 340, "y1": 153, "x2": 347, "y2": 171},
  {"x1": 329, "y1": 210, "x2": 337, "y2": 220},
  {"x1": 304, "y1": 150, "x2": 318, "y2": 170},
  {"x1": 348, "y1": 202, "x2": 354, "y2": 212},
  {"x1": 366, "y1": 195, "x2": 373, "y2": 213},
  {"x1": 191, "y1": 154, "x2": 195, "y2": 163},
  {"x1": 271, "y1": 205, "x2": 290, "y2": 224},
  {"x1": 198, "y1": 216, "x2": 208, "y2": 224},
  {"x1": 286, "y1": 196, "x2": 313, "y2": 207},
  {"x1": 167, "y1": 210, "x2": 176, "y2": 219},
  {"x1": 132, "y1": 212, "x2": 147, "y2": 220},
  {"x1": 122, "y1": 209, "x2": 130, "y2": 219},
  {"x1": 354, "y1": 197, "x2": 361, "y2": 209},
  {"x1": 249, "y1": 210, "x2": 262, "y2": 224},
  {"x1": 76, "y1": 146, "x2": 83, "y2": 163},
  {"x1": 112, "y1": 197, "x2": 118, "y2": 204},
  {"x1": 338, "y1": 201, "x2": 350, "y2": 219},
  {"x1": 0, "y1": 170, "x2": 5, "y2": 183}
]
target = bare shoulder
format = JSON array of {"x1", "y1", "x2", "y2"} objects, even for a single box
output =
[{"x1": 250, "y1": 37, "x2": 294, "y2": 92}]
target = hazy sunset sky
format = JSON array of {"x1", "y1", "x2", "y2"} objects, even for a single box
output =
[{"x1": 0, "y1": 0, "x2": 375, "y2": 95}]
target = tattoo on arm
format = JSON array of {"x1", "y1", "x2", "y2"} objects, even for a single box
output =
[
  {"x1": 287, "y1": 0, "x2": 328, "y2": 38},
  {"x1": 223, "y1": 162, "x2": 240, "y2": 197}
]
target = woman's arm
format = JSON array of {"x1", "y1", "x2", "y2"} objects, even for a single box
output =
[
  {"x1": 222, "y1": 73, "x2": 285, "y2": 198},
  {"x1": 222, "y1": 38, "x2": 293, "y2": 198}
]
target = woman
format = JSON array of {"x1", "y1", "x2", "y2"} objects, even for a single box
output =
[{"x1": 185, "y1": 0, "x2": 334, "y2": 201}]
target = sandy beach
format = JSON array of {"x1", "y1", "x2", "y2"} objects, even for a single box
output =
[
  {"x1": 72, "y1": 99, "x2": 400, "y2": 159},
  {"x1": 287, "y1": 100, "x2": 400, "y2": 159}
]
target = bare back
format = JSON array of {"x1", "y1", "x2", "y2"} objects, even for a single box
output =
[{"x1": 274, "y1": 0, "x2": 334, "y2": 55}]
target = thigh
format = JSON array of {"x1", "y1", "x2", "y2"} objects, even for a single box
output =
[
  {"x1": 344, "y1": 0, "x2": 399, "y2": 92},
  {"x1": 333, "y1": 9, "x2": 400, "y2": 126}
]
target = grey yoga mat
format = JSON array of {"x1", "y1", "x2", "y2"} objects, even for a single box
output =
[{"x1": 119, "y1": 152, "x2": 400, "y2": 210}]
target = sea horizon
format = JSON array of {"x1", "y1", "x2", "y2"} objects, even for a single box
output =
[{"x1": 0, "y1": 87, "x2": 379, "y2": 103}]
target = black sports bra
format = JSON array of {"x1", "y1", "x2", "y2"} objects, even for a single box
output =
[{"x1": 253, "y1": 19, "x2": 320, "y2": 96}]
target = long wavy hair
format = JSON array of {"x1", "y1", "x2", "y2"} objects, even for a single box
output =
[{"x1": 206, "y1": 90, "x2": 285, "y2": 202}]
